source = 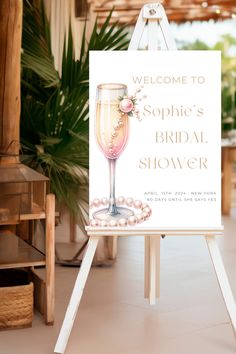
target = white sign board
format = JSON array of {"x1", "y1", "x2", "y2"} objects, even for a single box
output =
[{"x1": 89, "y1": 51, "x2": 221, "y2": 228}]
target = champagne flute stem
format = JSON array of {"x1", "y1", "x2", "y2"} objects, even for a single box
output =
[{"x1": 108, "y1": 159, "x2": 118, "y2": 215}]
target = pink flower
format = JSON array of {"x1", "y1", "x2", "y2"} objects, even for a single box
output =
[{"x1": 119, "y1": 98, "x2": 134, "y2": 113}]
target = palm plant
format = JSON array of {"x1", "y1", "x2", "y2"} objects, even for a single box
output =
[{"x1": 21, "y1": 0, "x2": 130, "y2": 231}]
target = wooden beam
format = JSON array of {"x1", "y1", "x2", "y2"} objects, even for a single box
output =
[
  {"x1": 91, "y1": 0, "x2": 236, "y2": 23},
  {"x1": 94, "y1": 2, "x2": 236, "y2": 25},
  {"x1": 94, "y1": 4, "x2": 236, "y2": 13},
  {"x1": 92, "y1": 0, "x2": 236, "y2": 6},
  {"x1": 0, "y1": 0, "x2": 22, "y2": 164}
]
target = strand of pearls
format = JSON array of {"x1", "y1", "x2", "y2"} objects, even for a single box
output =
[
  {"x1": 108, "y1": 86, "x2": 147, "y2": 159},
  {"x1": 108, "y1": 112, "x2": 125, "y2": 158},
  {"x1": 89, "y1": 197, "x2": 152, "y2": 227}
]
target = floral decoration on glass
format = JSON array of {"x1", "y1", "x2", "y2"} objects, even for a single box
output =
[{"x1": 119, "y1": 86, "x2": 146, "y2": 121}]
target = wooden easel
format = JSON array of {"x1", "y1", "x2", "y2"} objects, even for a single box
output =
[
  {"x1": 54, "y1": 4, "x2": 236, "y2": 353},
  {"x1": 128, "y1": 2, "x2": 177, "y2": 304}
]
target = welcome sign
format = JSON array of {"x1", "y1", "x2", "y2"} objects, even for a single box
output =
[{"x1": 89, "y1": 51, "x2": 221, "y2": 228}]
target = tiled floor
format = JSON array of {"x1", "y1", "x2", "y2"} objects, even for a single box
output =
[{"x1": 0, "y1": 211, "x2": 236, "y2": 354}]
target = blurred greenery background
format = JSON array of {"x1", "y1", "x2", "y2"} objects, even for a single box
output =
[{"x1": 180, "y1": 34, "x2": 236, "y2": 132}]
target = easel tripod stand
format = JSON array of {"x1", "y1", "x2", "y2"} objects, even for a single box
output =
[{"x1": 54, "y1": 4, "x2": 236, "y2": 353}]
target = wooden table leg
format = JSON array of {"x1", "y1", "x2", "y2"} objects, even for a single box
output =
[
  {"x1": 222, "y1": 148, "x2": 232, "y2": 215},
  {"x1": 205, "y1": 235, "x2": 236, "y2": 336},
  {"x1": 45, "y1": 193, "x2": 55, "y2": 325},
  {"x1": 54, "y1": 236, "x2": 99, "y2": 354}
]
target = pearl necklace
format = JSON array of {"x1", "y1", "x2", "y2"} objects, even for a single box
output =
[
  {"x1": 89, "y1": 197, "x2": 152, "y2": 227},
  {"x1": 109, "y1": 87, "x2": 146, "y2": 158},
  {"x1": 108, "y1": 112, "x2": 126, "y2": 158}
]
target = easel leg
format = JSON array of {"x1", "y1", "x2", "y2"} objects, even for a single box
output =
[
  {"x1": 106, "y1": 235, "x2": 118, "y2": 260},
  {"x1": 205, "y1": 235, "x2": 236, "y2": 336},
  {"x1": 144, "y1": 235, "x2": 150, "y2": 299},
  {"x1": 155, "y1": 236, "x2": 161, "y2": 299},
  {"x1": 144, "y1": 235, "x2": 161, "y2": 304},
  {"x1": 54, "y1": 236, "x2": 99, "y2": 354}
]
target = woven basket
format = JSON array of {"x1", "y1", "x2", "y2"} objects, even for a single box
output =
[{"x1": 0, "y1": 270, "x2": 34, "y2": 330}]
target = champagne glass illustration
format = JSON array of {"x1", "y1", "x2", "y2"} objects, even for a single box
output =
[{"x1": 93, "y1": 83, "x2": 134, "y2": 222}]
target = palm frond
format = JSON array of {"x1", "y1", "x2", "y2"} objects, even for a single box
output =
[
  {"x1": 22, "y1": 0, "x2": 59, "y2": 88},
  {"x1": 20, "y1": 0, "x2": 130, "y2": 223}
]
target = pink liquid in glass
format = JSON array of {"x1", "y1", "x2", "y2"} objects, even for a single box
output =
[{"x1": 96, "y1": 101, "x2": 129, "y2": 159}]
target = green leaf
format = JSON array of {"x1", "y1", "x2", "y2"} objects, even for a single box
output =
[{"x1": 20, "y1": 1, "x2": 130, "y2": 224}]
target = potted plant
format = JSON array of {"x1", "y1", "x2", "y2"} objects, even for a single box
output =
[{"x1": 20, "y1": 0, "x2": 129, "y2": 261}]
